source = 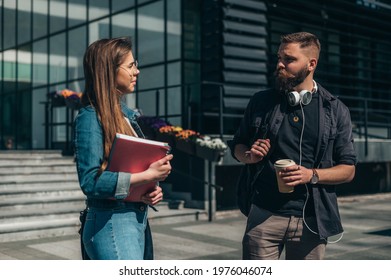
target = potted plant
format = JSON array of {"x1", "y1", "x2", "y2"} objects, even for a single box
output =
[
  {"x1": 156, "y1": 125, "x2": 182, "y2": 148},
  {"x1": 195, "y1": 136, "x2": 227, "y2": 162},
  {"x1": 138, "y1": 116, "x2": 170, "y2": 140},
  {"x1": 175, "y1": 129, "x2": 199, "y2": 155},
  {"x1": 50, "y1": 89, "x2": 82, "y2": 109}
]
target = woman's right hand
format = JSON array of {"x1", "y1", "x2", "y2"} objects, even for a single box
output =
[{"x1": 145, "y1": 154, "x2": 173, "y2": 182}]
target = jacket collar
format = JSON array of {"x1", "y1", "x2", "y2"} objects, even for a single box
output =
[
  {"x1": 317, "y1": 83, "x2": 337, "y2": 102},
  {"x1": 120, "y1": 101, "x2": 139, "y2": 121}
]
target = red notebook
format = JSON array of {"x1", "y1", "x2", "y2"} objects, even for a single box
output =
[{"x1": 107, "y1": 133, "x2": 171, "y2": 202}]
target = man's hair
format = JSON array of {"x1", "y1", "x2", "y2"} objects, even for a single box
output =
[{"x1": 281, "y1": 32, "x2": 321, "y2": 54}]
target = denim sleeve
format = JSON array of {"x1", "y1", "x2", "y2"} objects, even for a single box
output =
[
  {"x1": 333, "y1": 102, "x2": 357, "y2": 165},
  {"x1": 74, "y1": 109, "x2": 130, "y2": 199}
]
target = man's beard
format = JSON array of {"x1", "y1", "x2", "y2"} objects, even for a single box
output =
[{"x1": 274, "y1": 66, "x2": 310, "y2": 93}]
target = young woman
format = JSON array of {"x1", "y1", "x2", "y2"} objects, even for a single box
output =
[{"x1": 74, "y1": 37, "x2": 173, "y2": 260}]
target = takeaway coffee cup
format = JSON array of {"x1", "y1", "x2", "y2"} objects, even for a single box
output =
[{"x1": 274, "y1": 159, "x2": 296, "y2": 193}]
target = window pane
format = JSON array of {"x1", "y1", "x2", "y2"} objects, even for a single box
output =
[
  {"x1": 138, "y1": 89, "x2": 165, "y2": 116},
  {"x1": 69, "y1": 80, "x2": 84, "y2": 94},
  {"x1": 32, "y1": 39, "x2": 48, "y2": 86},
  {"x1": 0, "y1": 53, "x2": 2, "y2": 80},
  {"x1": 0, "y1": 1, "x2": 2, "y2": 49},
  {"x1": 49, "y1": 34, "x2": 66, "y2": 84},
  {"x1": 125, "y1": 92, "x2": 136, "y2": 109},
  {"x1": 184, "y1": 62, "x2": 200, "y2": 84},
  {"x1": 16, "y1": 89, "x2": 32, "y2": 149},
  {"x1": 89, "y1": 18, "x2": 110, "y2": 44},
  {"x1": 167, "y1": 62, "x2": 180, "y2": 86},
  {"x1": 2, "y1": 93, "x2": 16, "y2": 149},
  {"x1": 50, "y1": 0, "x2": 66, "y2": 34},
  {"x1": 112, "y1": 0, "x2": 135, "y2": 13},
  {"x1": 138, "y1": 0, "x2": 152, "y2": 5},
  {"x1": 167, "y1": 0, "x2": 181, "y2": 60},
  {"x1": 3, "y1": 49, "x2": 16, "y2": 94},
  {"x1": 112, "y1": 11, "x2": 136, "y2": 43},
  {"x1": 183, "y1": 0, "x2": 200, "y2": 60},
  {"x1": 138, "y1": 64, "x2": 164, "y2": 90},
  {"x1": 32, "y1": 88, "x2": 47, "y2": 149},
  {"x1": 88, "y1": 0, "x2": 109, "y2": 21},
  {"x1": 138, "y1": 1, "x2": 164, "y2": 65},
  {"x1": 33, "y1": 0, "x2": 48, "y2": 40},
  {"x1": 18, "y1": 46, "x2": 32, "y2": 91},
  {"x1": 3, "y1": 0, "x2": 16, "y2": 49},
  {"x1": 49, "y1": 84, "x2": 67, "y2": 145},
  {"x1": 167, "y1": 87, "x2": 181, "y2": 116},
  {"x1": 68, "y1": 26, "x2": 87, "y2": 81},
  {"x1": 68, "y1": 0, "x2": 87, "y2": 28},
  {"x1": 18, "y1": 0, "x2": 31, "y2": 44}
]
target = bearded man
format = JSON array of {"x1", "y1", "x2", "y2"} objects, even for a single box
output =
[{"x1": 228, "y1": 32, "x2": 357, "y2": 260}]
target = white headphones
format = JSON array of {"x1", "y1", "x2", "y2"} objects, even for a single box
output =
[{"x1": 287, "y1": 80, "x2": 318, "y2": 106}]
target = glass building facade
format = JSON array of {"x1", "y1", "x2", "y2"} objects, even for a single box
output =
[
  {"x1": 1, "y1": 0, "x2": 391, "y2": 151},
  {"x1": 0, "y1": 0, "x2": 197, "y2": 150}
]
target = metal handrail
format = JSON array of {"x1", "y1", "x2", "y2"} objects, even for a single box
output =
[{"x1": 137, "y1": 82, "x2": 391, "y2": 156}]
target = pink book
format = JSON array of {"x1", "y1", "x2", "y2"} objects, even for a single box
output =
[{"x1": 107, "y1": 133, "x2": 171, "y2": 202}]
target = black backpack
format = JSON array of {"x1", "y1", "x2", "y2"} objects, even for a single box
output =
[
  {"x1": 234, "y1": 105, "x2": 277, "y2": 217},
  {"x1": 236, "y1": 163, "x2": 263, "y2": 216}
]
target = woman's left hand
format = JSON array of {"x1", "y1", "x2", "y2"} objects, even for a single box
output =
[{"x1": 142, "y1": 185, "x2": 163, "y2": 206}]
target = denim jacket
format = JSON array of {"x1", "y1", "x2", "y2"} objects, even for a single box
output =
[
  {"x1": 74, "y1": 102, "x2": 144, "y2": 200},
  {"x1": 229, "y1": 83, "x2": 357, "y2": 239}
]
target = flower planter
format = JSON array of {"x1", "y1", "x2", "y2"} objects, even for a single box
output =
[
  {"x1": 176, "y1": 139, "x2": 196, "y2": 155},
  {"x1": 156, "y1": 132, "x2": 176, "y2": 148},
  {"x1": 65, "y1": 97, "x2": 82, "y2": 110},
  {"x1": 51, "y1": 95, "x2": 66, "y2": 107},
  {"x1": 196, "y1": 145, "x2": 225, "y2": 162},
  {"x1": 138, "y1": 122, "x2": 157, "y2": 140}
]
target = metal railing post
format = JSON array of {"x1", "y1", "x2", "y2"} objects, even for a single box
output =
[
  {"x1": 187, "y1": 85, "x2": 191, "y2": 129},
  {"x1": 155, "y1": 89, "x2": 160, "y2": 118},
  {"x1": 364, "y1": 99, "x2": 368, "y2": 156},
  {"x1": 219, "y1": 85, "x2": 224, "y2": 139}
]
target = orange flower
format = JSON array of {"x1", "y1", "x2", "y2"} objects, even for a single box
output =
[
  {"x1": 159, "y1": 125, "x2": 183, "y2": 134},
  {"x1": 60, "y1": 89, "x2": 82, "y2": 99},
  {"x1": 176, "y1": 129, "x2": 199, "y2": 140}
]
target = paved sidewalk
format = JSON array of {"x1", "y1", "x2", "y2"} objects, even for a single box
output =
[{"x1": 0, "y1": 193, "x2": 390, "y2": 260}]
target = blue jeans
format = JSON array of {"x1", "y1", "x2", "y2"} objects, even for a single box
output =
[{"x1": 82, "y1": 201, "x2": 153, "y2": 260}]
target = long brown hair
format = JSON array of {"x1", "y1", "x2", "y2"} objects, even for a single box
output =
[{"x1": 82, "y1": 37, "x2": 135, "y2": 173}]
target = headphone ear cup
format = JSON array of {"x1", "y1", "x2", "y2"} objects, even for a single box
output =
[
  {"x1": 299, "y1": 90, "x2": 312, "y2": 105},
  {"x1": 287, "y1": 91, "x2": 300, "y2": 106},
  {"x1": 287, "y1": 90, "x2": 312, "y2": 106}
]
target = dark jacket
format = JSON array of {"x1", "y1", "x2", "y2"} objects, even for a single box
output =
[{"x1": 229, "y1": 84, "x2": 357, "y2": 239}]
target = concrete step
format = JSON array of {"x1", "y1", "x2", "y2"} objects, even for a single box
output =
[
  {"x1": 0, "y1": 205, "x2": 208, "y2": 243},
  {"x1": 0, "y1": 157, "x2": 75, "y2": 166},
  {"x1": 0, "y1": 150, "x2": 64, "y2": 159},
  {"x1": 0, "y1": 202, "x2": 206, "y2": 242},
  {"x1": 0, "y1": 226, "x2": 80, "y2": 243},
  {"x1": 0, "y1": 172, "x2": 78, "y2": 183},
  {"x1": 0, "y1": 151, "x2": 206, "y2": 243},
  {"x1": 0, "y1": 213, "x2": 79, "y2": 234},
  {"x1": 0, "y1": 164, "x2": 76, "y2": 174},
  {"x1": 0, "y1": 181, "x2": 80, "y2": 195},
  {"x1": 0, "y1": 200, "x2": 86, "y2": 219},
  {"x1": 0, "y1": 190, "x2": 85, "y2": 206}
]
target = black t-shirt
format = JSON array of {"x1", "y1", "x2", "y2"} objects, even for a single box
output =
[{"x1": 253, "y1": 93, "x2": 319, "y2": 217}]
